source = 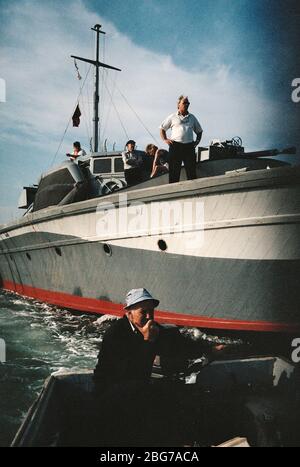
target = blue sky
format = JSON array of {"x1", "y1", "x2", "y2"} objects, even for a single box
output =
[{"x1": 0, "y1": 0, "x2": 300, "y2": 224}]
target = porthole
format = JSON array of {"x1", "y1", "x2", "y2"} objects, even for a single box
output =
[
  {"x1": 26, "y1": 253, "x2": 32, "y2": 261},
  {"x1": 55, "y1": 247, "x2": 62, "y2": 257},
  {"x1": 158, "y1": 239, "x2": 167, "y2": 251},
  {"x1": 103, "y1": 243, "x2": 112, "y2": 256}
]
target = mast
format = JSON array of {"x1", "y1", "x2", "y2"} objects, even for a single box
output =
[{"x1": 71, "y1": 24, "x2": 121, "y2": 153}]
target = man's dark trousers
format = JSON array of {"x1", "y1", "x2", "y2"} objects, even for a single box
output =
[{"x1": 169, "y1": 141, "x2": 197, "y2": 183}]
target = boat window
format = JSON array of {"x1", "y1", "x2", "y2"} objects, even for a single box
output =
[
  {"x1": 114, "y1": 157, "x2": 124, "y2": 173},
  {"x1": 93, "y1": 158, "x2": 112, "y2": 174}
]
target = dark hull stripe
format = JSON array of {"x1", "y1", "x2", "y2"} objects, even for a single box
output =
[{"x1": 2, "y1": 280, "x2": 299, "y2": 333}]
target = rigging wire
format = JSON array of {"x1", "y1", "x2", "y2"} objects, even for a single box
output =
[
  {"x1": 116, "y1": 87, "x2": 160, "y2": 145},
  {"x1": 99, "y1": 34, "x2": 106, "y2": 147},
  {"x1": 103, "y1": 75, "x2": 129, "y2": 142},
  {"x1": 101, "y1": 69, "x2": 119, "y2": 146},
  {"x1": 81, "y1": 99, "x2": 92, "y2": 143},
  {"x1": 101, "y1": 70, "x2": 160, "y2": 146},
  {"x1": 49, "y1": 64, "x2": 92, "y2": 168},
  {"x1": 87, "y1": 29, "x2": 94, "y2": 142},
  {"x1": 82, "y1": 64, "x2": 93, "y2": 142},
  {"x1": 85, "y1": 68, "x2": 93, "y2": 139},
  {"x1": 73, "y1": 59, "x2": 92, "y2": 142},
  {"x1": 98, "y1": 69, "x2": 107, "y2": 149},
  {"x1": 50, "y1": 27, "x2": 159, "y2": 165}
]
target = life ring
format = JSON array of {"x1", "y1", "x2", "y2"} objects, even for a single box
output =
[{"x1": 100, "y1": 178, "x2": 124, "y2": 195}]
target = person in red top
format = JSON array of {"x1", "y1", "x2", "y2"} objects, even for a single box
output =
[{"x1": 66, "y1": 141, "x2": 87, "y2": 163}]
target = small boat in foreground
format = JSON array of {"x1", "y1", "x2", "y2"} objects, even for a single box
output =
[{"x1": 11, "y1": 356, "x2": 300, "y2": 447}]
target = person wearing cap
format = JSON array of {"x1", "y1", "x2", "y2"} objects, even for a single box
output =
[
  {"x1": 94, "y1": 288, "x2": 162, "y2": 389},
  {"x1": 122, "y1": 140, "x2": 143, "y2": 186},
  {"x1": 93, "y1": 288, "x2": 225, "y2": 446},
  {"x1": 93, "y1": 288, "x2": 165, "y2": 446},
  {"x1": 94, "y1": 287, "x2": 224, "y2": 388},
  {"x1": 160, "y1": 95, "x2": 203, "y2": 183}
]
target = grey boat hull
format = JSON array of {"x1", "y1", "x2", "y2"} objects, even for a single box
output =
[{"x1": 1, "y1": 166, "x2": 300, "y2": 332}]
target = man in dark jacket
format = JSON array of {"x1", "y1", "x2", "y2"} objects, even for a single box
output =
[
  {"x1": 121, "y1": 140, "x2": 143, "y2": 186},
  {"x1": 93, "y1": 288, "x2": 224, "y2": 446},
  {"x1": 94, "y1": 289, "x2": 160, "y2": 388}
]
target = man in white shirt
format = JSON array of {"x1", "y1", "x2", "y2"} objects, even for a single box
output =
[
  {"x1": 160, "y1": 95, "x2": 203, "y2": 183},
  {"x1": 67, "y1": 141, "x2": 87, "y2": 164}
]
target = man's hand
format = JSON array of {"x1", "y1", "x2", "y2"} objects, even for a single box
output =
[
  {"x1": 215, "y1": 344, "x2": 226, "y2": 351},
  {"x1": 211, "y1": 344, "x2": 226, "y2": 356},
  {"x1": 137, "y1": 320, "x2": 160, "y2": 342},
  {"x1": 194, "y1": 132, "x2": 202, "y2": 148},
  {"x1": 160, "y1": 128, "x2": 173, "y2": 146}
]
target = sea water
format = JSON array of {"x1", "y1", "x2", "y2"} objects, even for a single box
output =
[
  {"x1": 0, "y1": 290, "x2": 116, "y2": 446},
  {"x1": 0, "y1": 290, "x2": 245, "y2": 447}
]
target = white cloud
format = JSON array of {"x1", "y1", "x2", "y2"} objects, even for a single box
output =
[
  {"x1": 0, "y1": 0, "x2": 283, "y2": 157},
  {"x1": 0, "y1": 0, "x2": 289, "y2": 225}
]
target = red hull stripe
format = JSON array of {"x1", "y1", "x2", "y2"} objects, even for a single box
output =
[{"x1": 2, "y1": 280, "x2": 299, "y2": 333}]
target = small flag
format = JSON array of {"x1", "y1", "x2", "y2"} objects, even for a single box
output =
[
  {"x1": 74, "y1": 59, "x2": 82, "y2": 80},
  {"x1": 72, "y1": 104, "x2": 81, "y2": 127}
]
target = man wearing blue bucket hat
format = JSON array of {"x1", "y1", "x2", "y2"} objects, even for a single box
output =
[
  {"x1": 94, "y1": 288, "x2": 163, "y2": 388},
  {"x1": 124, "y1": 288, "x2": 160, "y2": 341},
  {"x1": 94, "y1": 287, "x2": 224, "y2": 388},
  {"x1": 93, "y1": 288, "x2": 225, "y2": 446}
]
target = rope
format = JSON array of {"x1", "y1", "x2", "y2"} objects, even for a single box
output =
[
  {"x1": 49, "y1": 65, "x2": 92, "y2": 168},
  {"x1": 85, "y1": 71, "x2": 93, "y2": 138},
  {"x1": 101, "y1": 69, "x2": 119, "y2": 144},
  {"x1": 95, "y1": 64, "x2": 159, "y2": 147},
  {"x1": 103, "y1": 74, "x2": 129, "y2": 142},
  {"x1": 50, "y1": 30, "x2": 158, "y2": 166},
  {"x1": 99, "y1": 35, "x2": 106, "y2": 144},
  {"x1": 116, "y1": 86, "x2": 160, "y2": 145},
  {"x1": 79, "y1": 63, "x2": 92, "y2": 144},
  {"x1": 100, "y1": 73, "x2": 160, "y2": 147}
]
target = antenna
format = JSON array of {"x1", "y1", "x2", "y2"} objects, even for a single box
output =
[{"x1": 71, "y1": 25, "x2": 121, "y2": 153}]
